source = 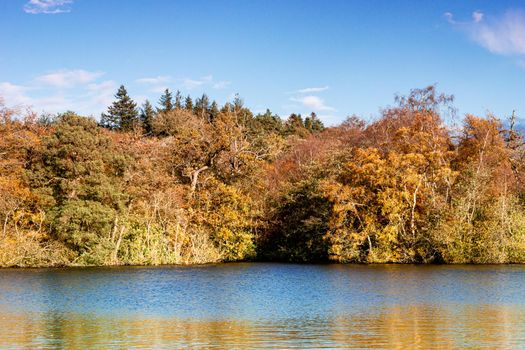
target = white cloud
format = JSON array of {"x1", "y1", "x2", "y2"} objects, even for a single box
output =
[
  {"x1": 447, "y1": 10, "x2": 525, "y2": 56},
  {"x1": 0, "y1": 70, "x2": 232, "y2": 117},
  {"x1": 472, "y1": 11, "x2": 525, "y2": 55},
  {"x1": 23, "y1": 0, "x2": 73, "y2": 14},
  {"x1": 0, "y1": 82, "x2": 32, "y2": 106},
  {"x1": 472, "y1": 10, "x2": 484, "y2": 23},
  {"x1": 36, "y1": 69, "x2": 104, "y2": 88},
  {"x1": 136, "y1": 76, "x2": 172, "y2": 85},
  {"x1": 0, "y1": 82, "x2": 73, "y2": 114},
  {"x1": 296, "y1": 86, "x2": 329, "y2": 94},
  {"x1": 178, "y1": 75, "x2": 230, "y2": 90},
  {"x1": 212, "y1": 80, "x2": 231, "y2": 89},
  {"x1": 136, "y1": 74, "x2": 231, "y2": 91},
  {"x1": 87, "y1": 80, "x2": 115, "y2": 92},
  {"x1": 444, "y1": 12, "x2": 455, "y2": 24},
  {"x1": 87, "y1": 80, "x2": 117, "y2": 107},
  {"x1": 290, "y1": 95, "x2": 336, "y2": 112},
  {"x1": 35, "y1": 95, "x2": 74, "y2": 112},
  {"x1": 0, "y1": 71, "x2": 115, "y2": 116},
  {"x1": 180, "y1": 75, "x2": 213, "y2": 90},
  {"x1": 317, "y1": 114, "x2": 340, "y2": 127}
]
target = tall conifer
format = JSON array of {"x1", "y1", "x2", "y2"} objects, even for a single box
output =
[
  {"x1": 140, "y1": 100, "x2": 155, "y2": 135},
  {"x1": 101, "y1": 85, "x2": 138, "y2": 131},
  {"x1": 158, "y1": 88, "x2": 174, "y2": 113}
]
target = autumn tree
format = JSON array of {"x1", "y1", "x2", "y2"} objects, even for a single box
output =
[
  {"x1": 434, "y1": 115, "x2": 525, "y2": 263},
  {"x1": 194, "y1": 93, "x2": 210, "y2": 120},
  {"x1": 323, "y1": 86, "x2": 455, "y2": 262}
]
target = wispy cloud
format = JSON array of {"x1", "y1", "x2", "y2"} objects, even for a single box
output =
[
  {"x1": 0, "y1": 82, "x2": 32, "y2": 106},
  {"x1": 179, "y1": 75, "x2": 230, "y2": 90},
  {"x1": 0, "y1": 81, "x2": 74, "y2": 113},
  {"x1": 87, "y1": 80, "x2": 117, "y2": 107},
  {"x1": 290, "y1": 95, "x2": 336, "y2": 112},
  {"x1": 296, "y1": 86, "x2": 330, "y2": 94},
  {"x1": 446, "y1": 10, "x2": 525, "y2": 56},
  {"x1": 36, "y1": 69, "x2": 104, "y2": 88},
  {"x1": 180, "y1": 75, "x2": 213, "y2": 90},
  {"x1": 23, "y1": 0, "x2": 73, "y2": 14},
  {"x1": 0, "y1": 70, "x2": 233, "y2": 116},
  {"x1": 136, "y1": 74, "x2": 230, "y2": 92},
  {"x1": 212, "y1": 80, "x2": 231, "y2": 89},
  {"x1": 472, "y1": 10, "x2": 484, "y2": 23},
  {"x1": 136, "y1": 76, "x2": 172, "y2": 85},
  {"x1": 0, "y1": 69, "x2": 114, "y2": 115}
]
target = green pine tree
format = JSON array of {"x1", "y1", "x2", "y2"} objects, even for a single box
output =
[
  {"x1": 158, "y1": 88, "x2": 174, "y2": 113},
  {"x1": 140, "y1": 100, "x2": 155, "y2": 135},
  {"x1": 304, "y1": 112, "x2": 324, "y2": 132},
  {"x1": 101, "y1": 85, "x2": 138, "y2": 131}
]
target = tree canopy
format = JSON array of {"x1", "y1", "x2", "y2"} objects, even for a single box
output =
[{"x1": 2, "y1": 85, "x2": 525, "y2": 267}]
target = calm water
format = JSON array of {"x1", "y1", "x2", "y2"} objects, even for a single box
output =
[{"x1": 1, "y1": 263, "x2": 525, "y2": 349}]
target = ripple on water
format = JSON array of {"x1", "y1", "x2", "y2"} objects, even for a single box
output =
[{"x1": 1, "y1": 263, "x2": 525, "y2": 349}]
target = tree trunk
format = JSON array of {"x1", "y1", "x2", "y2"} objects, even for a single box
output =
[{"x1": 189, "y1": 165, "x2": 209, "y2": 197}]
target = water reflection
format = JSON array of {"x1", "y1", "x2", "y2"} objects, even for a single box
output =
[
  {"x1": 1, "y1": 264, "x2": 525, "y2": 348},
  {"x1": 1, "y1": 305, "x2": 524, "y2": 349}
]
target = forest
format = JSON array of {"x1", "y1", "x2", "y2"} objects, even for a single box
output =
[{"x1": 1, "y1": 85, "x2": 524, "y2": 267}]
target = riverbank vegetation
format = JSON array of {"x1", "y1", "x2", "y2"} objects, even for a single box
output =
[{"x1": 1, "y1": 86, "x2": 525, "y2": 266}]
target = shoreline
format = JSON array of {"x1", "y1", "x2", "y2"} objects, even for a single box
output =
[{"x1": 2, "y1": 260, "x2": 525, "y2": 269}]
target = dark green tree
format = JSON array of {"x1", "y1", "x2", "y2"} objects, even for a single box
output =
[
  {"x1": 250, "y1": 109, "x2": 283, "y2": 134},
  {"x1": 140, "y1": 100, "x2": 155, "y2": 135},
  {"x1": 304, "y1": 112, "x2": 324, "y2": 132},
  {"x1": 285, "y1": 113, "x2": 308, "y2": 136},
  {"x1": 258, "y1": 180, "x2": 331, "y2": 262},
  {"x1": 101, "y1": 85, "x2": 138, "y2": 131},
  {"x1": 29, "y1": 113, "x2": 129, "y2": 258},
  {"x1": 158, "y1": 88, "x2": 174, "y2": 113}
]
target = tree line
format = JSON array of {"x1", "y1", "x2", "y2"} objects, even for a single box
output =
[{"x1": 1, "y1": 85, "x2": 524, "y2": 266}]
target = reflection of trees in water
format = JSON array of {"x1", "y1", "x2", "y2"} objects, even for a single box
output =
[
  {"x1": 0, "y1": 305, "x2": 523, "y2": 349},
  {"x1": 331, "y1": 305, "x2": 519, "y2": 349}
]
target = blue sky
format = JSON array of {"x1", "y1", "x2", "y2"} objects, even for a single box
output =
[{"x1": 1, "y1": 0, "x2": 525, "y2": 125}]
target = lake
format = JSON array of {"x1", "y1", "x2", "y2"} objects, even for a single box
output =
[{"x1": 0, "y1": 263, "x2": 524, "y2": 349}]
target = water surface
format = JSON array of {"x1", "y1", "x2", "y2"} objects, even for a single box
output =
[{"x1": 1, "y1": 263, "x2": 524, "y2": 348}]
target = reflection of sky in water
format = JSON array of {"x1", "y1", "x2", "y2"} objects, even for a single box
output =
[{"x1": 1, "y1": 264, "x2": 525, "y2": 348}]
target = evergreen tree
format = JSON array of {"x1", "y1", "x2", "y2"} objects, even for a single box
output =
[
  {"x1": 101, "y1": 85, "x2": 138, "y2": 131},
  {"x1": 184, "y1": 95, "x2": 194, "y2": 111},
  {"x1": 140, "y1": 100, "x2": 155, "y2": 135},
  {"x1": 304, "y1": 112, "x2": 324, "y2": 132},
  {"x1": 251, "y1": 109, "x2": 283, "y2": 134},
  {"x1": 174, "y1": 90, "x2": 183, "y2": 109},
  {"x1": 30, "y1": 113, "x2": 127, "y2": 255},
  {"x1": 158, "y1": 88, "x2": 174, "y2": 113},
  {"x1": 285, "y1": 113, "x2": 308, "y2": 136},
  {"x1": 233, "y1": 94, "x2": 243, "y2": 112}
]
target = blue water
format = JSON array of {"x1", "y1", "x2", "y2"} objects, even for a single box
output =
[{"x1": 1, "y1": 263, "x2": 525, "y2": 348}]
